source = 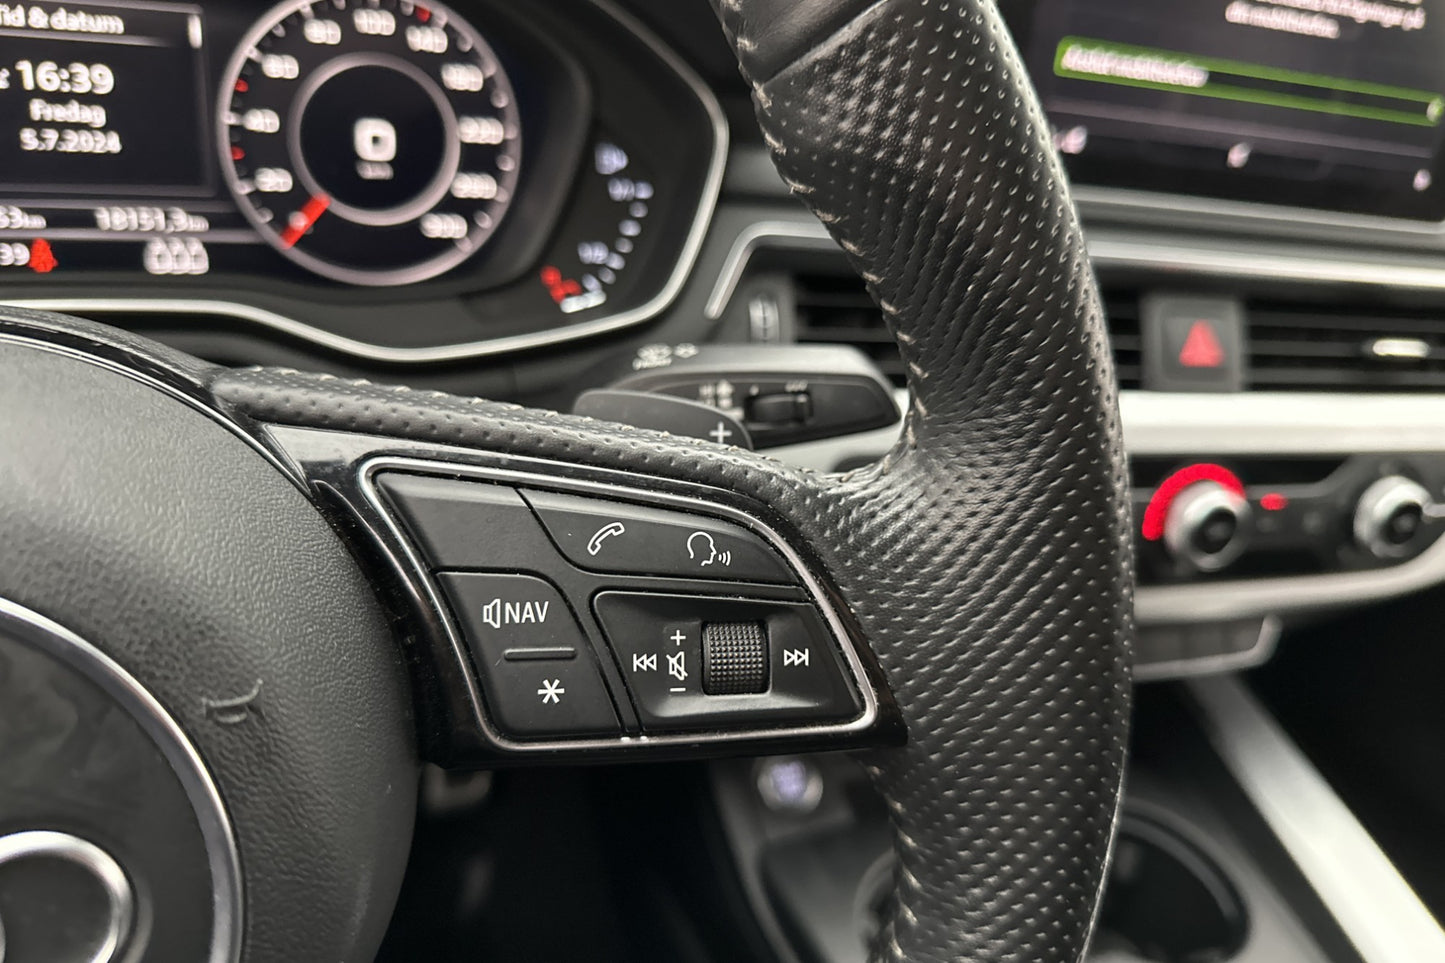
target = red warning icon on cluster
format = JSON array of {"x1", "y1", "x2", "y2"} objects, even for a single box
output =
[
  {"x1": 28, "y1": 239, "x2": 57, "y2": 274},
  {"x1": 1178, "y1": 319, "x2": 1225, "y2": 369}
]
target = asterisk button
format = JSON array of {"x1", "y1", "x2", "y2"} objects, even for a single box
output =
[{"x1": 537, "y1": 679, "x2": 565, "y2": 705}]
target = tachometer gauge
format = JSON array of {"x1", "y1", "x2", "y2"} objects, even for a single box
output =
[{"x1": 219, "y1": 0, "x2": 521, "y2": 285}]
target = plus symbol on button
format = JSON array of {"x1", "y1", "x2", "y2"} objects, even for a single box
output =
[
  {"x1": 670, "y1": 630, "x2": 687, "y2": 646},
  {"x1": 709, "y1": 421, "x2": 733, "y2": 444}
]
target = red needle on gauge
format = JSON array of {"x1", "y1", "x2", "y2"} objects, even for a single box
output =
[{"x1": 279, "y1": 194, "x2": 330, "y2": 248}]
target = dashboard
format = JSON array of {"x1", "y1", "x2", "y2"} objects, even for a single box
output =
[
  {"x1": 0, "y1": 0, "x2": 722, "y2": 359},
  {"x1": 0, "y1": 0, "x2": 1439, "y2": 369}
]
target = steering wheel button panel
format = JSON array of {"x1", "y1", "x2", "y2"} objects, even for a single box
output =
[
  {"x1": 363, "y1": 462, "x2": 880, "y2": 748},
  {"x1": 594, "y1": 593, "x2": 860, "y2": 732},
  {"x1": 522, "y1": 489, "x2": 795, "y2": 584},
  {"x1": 438, "y1": 573, "x2": 620, "y2": 738}
]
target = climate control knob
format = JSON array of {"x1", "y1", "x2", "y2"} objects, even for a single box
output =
[
  {"x1": 1163, "y1": 480, "x2": 1251, "y2": 572},
  {"x1": 1354, "y1": 475, "x2": 1432, "y2": 559}
]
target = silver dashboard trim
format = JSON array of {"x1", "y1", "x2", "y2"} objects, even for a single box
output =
[
  {"x1": 1133, "y1": 617, "x2": 1279, "y2": 683},
  {"x1": 699, "y1": 210, "x2": 1445, "y2": 627},
  {"x1": 1074, "y1": 183, "x2": 1445, "y2": 239},
  {"x1": 1189, "y1": 675, "x2": 1445, "y2": 963},
  {"x1": 1118, "y1": 390, "x2": 1445, "y2": 455},
  {"x1": 777, "y1": 388, "x2": 1445, "y2": 460},
  {"x1": 704, "y1": 219, "x2": 837, "y2": 319},
  {"x1": 0, "y1": 0, "x2": 728, "y2": 364},
  {"x1": 0, "y1": 831, "x2": 135, "y2": 963},
  {"x1": 1087, "y1": 237, "x2": 1445, "y2": 291},
  {"x1": 355, "y1": 452, "x2": 880, "y2": 753},
  {"x1": 0, "y1": 597, "x2": 242, "y2": 963}
]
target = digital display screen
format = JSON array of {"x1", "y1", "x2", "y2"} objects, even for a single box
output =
[
  {"x1": 1014, "y1": 0, "x2": 1445, "y2": 221},
  {"x1": 0, "y1": 0, "x2": 208, "y2": 193}
]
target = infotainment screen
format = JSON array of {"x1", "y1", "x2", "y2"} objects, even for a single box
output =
[
  {"x1": 1009, "y1": 0, "x2": 1445, "y2": 221},
  {"x1": 0, "y1": 0, "x2": 209, "y2": 194}
]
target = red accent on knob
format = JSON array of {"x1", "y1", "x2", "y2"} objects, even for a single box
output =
[{"x1": 1142, "y1": 463, "x2": 1245, "y2": 541}]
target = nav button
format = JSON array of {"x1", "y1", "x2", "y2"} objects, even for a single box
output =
[{"x1": 438, "y1": 572, "x2": 620, "y2": 739}]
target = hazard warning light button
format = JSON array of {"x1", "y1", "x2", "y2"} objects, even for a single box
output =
[{"x1": 1142, "y1": 295, "x2": 1246, "y2": 392}]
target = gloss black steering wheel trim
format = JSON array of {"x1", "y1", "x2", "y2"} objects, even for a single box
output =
[{"x1": 0, "y1": 0, "x2": 1132, "y2": 958}]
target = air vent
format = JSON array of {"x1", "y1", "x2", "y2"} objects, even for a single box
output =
[
  {"x1": 1104, "y1": 292, "x2": 1142, "y2": 390},
  {"x1": 792, "y1": 272, "x2": 905, "y2": 385},
  {"x1": 791, "y1": 270, "x2": 1142, "y2": 389},
  {"x1": 1248, "y1": 301, "x2": 1445, "y2": 392}
]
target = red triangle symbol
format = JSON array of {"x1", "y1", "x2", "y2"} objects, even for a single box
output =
[{"x1": 1179, "y1": 320, "x2": 1225, "y2": 368}]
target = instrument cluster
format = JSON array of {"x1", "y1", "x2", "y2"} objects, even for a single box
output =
[{"x1": 0, "y1": 0, "x2": 722, "y2": 359}]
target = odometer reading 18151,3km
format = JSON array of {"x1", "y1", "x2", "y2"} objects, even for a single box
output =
[{"x1": 219, "y1": 0, "x2": 521, "y2": 285}]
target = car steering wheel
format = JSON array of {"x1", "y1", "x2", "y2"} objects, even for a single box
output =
[{"x1": 0, "y1": 0, "x2": 1132, "y2": 961}]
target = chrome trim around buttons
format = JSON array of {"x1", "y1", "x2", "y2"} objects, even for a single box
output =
[
  {"x1": 0, "y1": 831, "x2": 134, "y2": 963},
  {"x1": 1353, "y1": 476, "x2": 1432, "y2": 560},
  {"x1": 0, "y1": 0, "x2": 728, "y2": 364},
  {"x1": 355, "y1": 453, "x2": 880, "y2": 754},
  {"x1": 0, "y1": 598, "x2": 242, "y2": 963},
  {"x1": 1162, "y1": 482, "x2": 1250, "y2": 573},
  {"x1": 1189, "y1": 675, "x2": 1445, "y2": 963},
  {"x1": 1125, "y1": 392, "x2": 1445, "y2": 623}
]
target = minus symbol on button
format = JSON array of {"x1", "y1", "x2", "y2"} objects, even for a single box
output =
[
  {"x1": 503, "y1": 647, "x2": 578, "y2": 661},
  {"x1": 669, "y1": 686, "x2": 686, "y2": 693}
]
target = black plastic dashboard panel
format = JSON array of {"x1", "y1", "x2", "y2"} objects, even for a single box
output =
[{"x1": 0, "y1": 0, "x2": 724, "y2": 359}]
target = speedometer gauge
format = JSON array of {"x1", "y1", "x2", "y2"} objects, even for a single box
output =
[{"x1": 219, "y1": 0, "x2": 521, "y2": 285}]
